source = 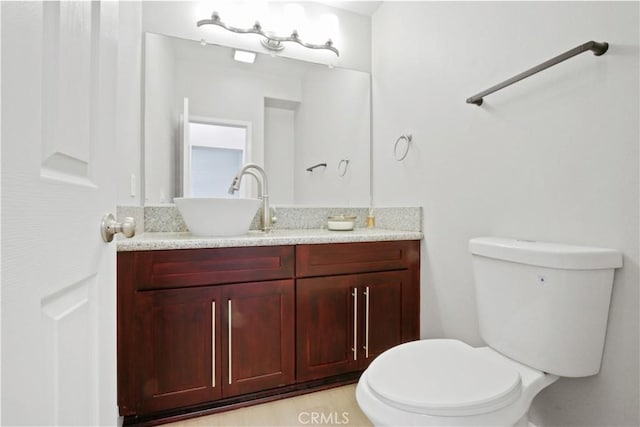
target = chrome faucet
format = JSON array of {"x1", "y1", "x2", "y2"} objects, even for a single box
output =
[{"x1": 228, "y1": 163, "x2": 275, "y2": 232}]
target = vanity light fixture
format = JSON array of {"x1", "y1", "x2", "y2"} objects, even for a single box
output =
[
  {"x1": 197, "y1": 11, "x2": 339, "y2": 56},
  {"x1": 233, "y1": 49, "x2": 256, "y2": 63}
]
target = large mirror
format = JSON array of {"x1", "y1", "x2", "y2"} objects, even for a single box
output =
[{"x1": 144, "y1": 33, "x2": 371, "y2": 206}]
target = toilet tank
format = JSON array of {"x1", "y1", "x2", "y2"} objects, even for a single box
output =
[{"x1": 469, "y1": 237, "x2": 622, "y2": 377}]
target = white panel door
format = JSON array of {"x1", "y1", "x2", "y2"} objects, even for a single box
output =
[{"x1": 2, "y1": 2, "x2": 120, "y2": 425}]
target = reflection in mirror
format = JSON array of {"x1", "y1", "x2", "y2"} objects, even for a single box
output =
[
  {"x1": 144, "y1": 33, "x2": 370, "y2": 206},
  {"x1": 188, "y1": 119, "x2": 247, "y2": 198}
]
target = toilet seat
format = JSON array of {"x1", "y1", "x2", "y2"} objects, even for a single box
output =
[{"x1": 365, "y1": 339, "x2": 522, "y2": 417}]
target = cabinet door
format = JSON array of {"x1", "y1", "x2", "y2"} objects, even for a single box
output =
[
  {"x1": 221, "y1": 280, "x2": 295, "y2": 397},
  {"x1": 136, "y1": 287, "x2": 221, "y2": 413},
  {"x1": 297, "y1": 276, "x2": 359, "y2": 381},
  {"x1": 358, "y1": 270, "x2": 410, "y2": 369}
]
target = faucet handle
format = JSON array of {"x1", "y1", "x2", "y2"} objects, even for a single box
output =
[
  {"x1": 269, "y1": 207, "x2": 277, "y2": 226},
  {"x1": 228, "y1": 176, "x2": 240, "y2": 194}
]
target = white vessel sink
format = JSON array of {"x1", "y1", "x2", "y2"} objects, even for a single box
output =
[{"x1": 174, "y1": 197, "x2": 261, "y2": 237}]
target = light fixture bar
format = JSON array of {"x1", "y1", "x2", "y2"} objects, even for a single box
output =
[{"x1": 197, "y1": 12, "x2": 339, "y2": 56}]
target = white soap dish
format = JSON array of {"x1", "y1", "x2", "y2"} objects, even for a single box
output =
[{"x1": 327, "y1": 215, "x2": 356, "y2": 231}]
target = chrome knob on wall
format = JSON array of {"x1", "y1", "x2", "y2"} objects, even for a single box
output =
[{"x1": 101, "y1": 213, "x2": 136, "y2": 243}]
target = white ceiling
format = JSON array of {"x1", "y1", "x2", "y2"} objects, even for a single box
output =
[{"x1": 315, "y1": 1, "x2": 382, "y2": 16}]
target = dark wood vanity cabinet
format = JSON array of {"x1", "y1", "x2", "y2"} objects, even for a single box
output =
[
  {"x1": 118, "y1": 247, "x2": 295, "y2": 417},
  {"x1": 135, "y1": 286, "x2": 222, "y2": 413},
  {"x1": 297, "y1": 272, "x2": 412, "y2": 381},
  {"x1": 117, "y1": 240, "x2": 419, "y2": 421},
  {"x1": 134, "y1": 279, "x2": 294, "y2": 414},
  {"x1": 222, "y1": 279, "x2": 294, "y2": 398},
  {"x1": 296, "y1": 241, "x2": 420, "y2": 382}
]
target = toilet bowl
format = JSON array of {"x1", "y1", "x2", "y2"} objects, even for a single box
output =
[
  {"x1": 356, "y1": 339, "x2": 558, "y2": 426},
  {"x1": 356, "y1": 237, "x2": 622, "y2": 427}
]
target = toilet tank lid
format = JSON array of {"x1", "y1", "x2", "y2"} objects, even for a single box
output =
[{"x1": 469, "y1": 237, "x2": 622, "y2": 270}]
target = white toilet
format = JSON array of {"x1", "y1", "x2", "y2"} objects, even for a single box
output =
[{"x1": 356, "y1": 237, "x2": 622, "y2": 426}]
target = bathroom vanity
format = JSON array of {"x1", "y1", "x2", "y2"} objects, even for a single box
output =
[{"x1": 117, "y1": 232, "x2": 420, "y2": 425}]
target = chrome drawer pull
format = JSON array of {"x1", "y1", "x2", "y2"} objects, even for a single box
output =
[
  {"x1": 352, "y1": 289, "x2": 358, "y2": 361},
  {"x1": 212, "y1": 301, "x2": 216, "y2": 387},
  {"x1": 228, "y1": 299, "x2": 232, "y2": 385},
  {"x1": 364, "y1": 286, "x2": 370, "y2": 358}
]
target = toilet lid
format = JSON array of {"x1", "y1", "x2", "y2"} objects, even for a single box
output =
[{"x1": 365, "y1": 339, "x2": 522, "y2": 417}]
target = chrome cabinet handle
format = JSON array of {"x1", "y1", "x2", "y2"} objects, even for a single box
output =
[
  {"x1": 212, "y1": 301, "x2": 216, "y2": 388},
  {"x1": 352, "y1": 289, "x2": 358, "y2": 361},
  {"x1": 364, "y1": 286, "x2": 370, "y2": 359},
  {"x1": 228, "y1": 300, "x2": 232, "y2": 385},
  {"x1": 100, "y1": 213, "x2": 135, "y2": 242}
]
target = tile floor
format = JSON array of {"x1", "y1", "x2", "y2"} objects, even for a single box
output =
[{"x1": 164, "y1": 384, "x2": 372, "y2": 427}]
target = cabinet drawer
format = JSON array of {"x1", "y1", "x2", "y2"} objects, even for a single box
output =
[
  {"x1": 296, "y1": 241, "x2": 419, "y2": 277},
  {"x1": 134, "y1": 246, "x2": 295, "y2": 290}
]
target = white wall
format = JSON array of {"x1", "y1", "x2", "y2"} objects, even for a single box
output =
[
  {"x1": 294, "y1": 67, "x2": 371, "y2": 206},
  {"x1": 116, "y1": 2, "x2": 142, "y2": 205},
  {"x1": 265, "y1": 107, "x2": 296, "y2": 205},
  {"x1": 143, "y1": 33, "x2": 178, "y2": 203},
  {"x1": 372, "y1": 2, "x2": 639, "y2": 426}
]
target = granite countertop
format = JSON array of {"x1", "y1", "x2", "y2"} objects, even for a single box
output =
[{"x1": 117, "y1": 228, "x2": 423, "y2": 252}]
